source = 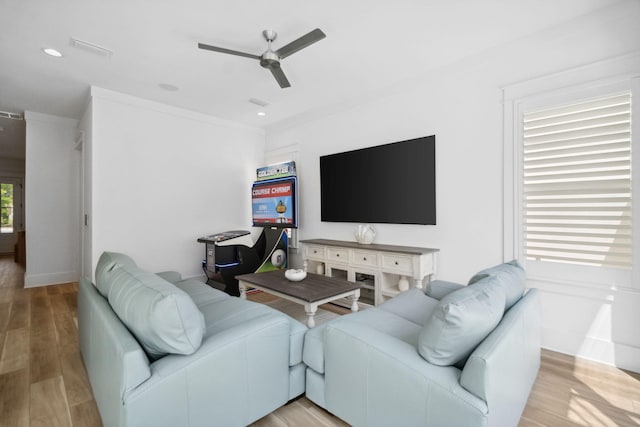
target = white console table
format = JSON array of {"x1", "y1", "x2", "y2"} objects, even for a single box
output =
[{"x1": 300, "y1": 239, "x2": 439, "y2": 306}]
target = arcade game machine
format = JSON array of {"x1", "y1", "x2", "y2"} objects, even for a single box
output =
[{"x1": 197, "y1": 162, "x2": 298, "y2": 296}]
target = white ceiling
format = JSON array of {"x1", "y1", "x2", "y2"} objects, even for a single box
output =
[{"x1": 0, "y1": 0, "x2": 623, "y2": 159}]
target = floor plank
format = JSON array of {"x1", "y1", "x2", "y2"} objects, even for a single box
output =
[
  {"x1": 0, "y1": 368, "x2": 30, "y2": 427},
  {"x1": 0, "y1": 327, "x2": 29, "y2": 374},
  {"x1": 30, "y1": 376, "x2": 73, "y2": 427},
  {"x1": 60, "y1": 351, "x2": 94, "y2": 407}
]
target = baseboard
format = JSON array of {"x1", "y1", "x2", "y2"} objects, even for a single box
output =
[
  {"x1": 543, "y1": 330, "x2": 640, "y2": 373},
  {"x1": 24, "y1": 270, "x2": 79, "y2": 288}
]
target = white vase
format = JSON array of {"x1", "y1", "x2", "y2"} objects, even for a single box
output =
[
  {"x1": 398, "y1": 276, "x2": 409, "y2": 292},
  {"x1": 355, "y1": 224, "x2": 375, "y2": 244}
]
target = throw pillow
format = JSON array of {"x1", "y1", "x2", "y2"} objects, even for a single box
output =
[
  {"x1": 107, "y1": 264, "x2": 205, "y2": 359},
  {"x1": 95, "y1": 252, "x2": 137, "y2": 297},
  {"x1": 468, "y1": 260, "x2": 526, "y2": 310},
  {"x1": 418, "y1": 278, "x2": 505, "y2": 366}
]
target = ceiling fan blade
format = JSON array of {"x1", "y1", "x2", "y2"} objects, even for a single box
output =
[
  {"x1": 274, "y1": 28, "x2": 326, "y2": 59},
  {"x1": 269, "y1": 65, "x2": 291, "y2": 88},
  {"x1": 198, "y1": 43, "x2": 261, "y2": 60}
]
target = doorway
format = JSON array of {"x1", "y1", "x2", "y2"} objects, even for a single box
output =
[{"x1": 0, "y1": 178, "x2": 23, "y2": 254}]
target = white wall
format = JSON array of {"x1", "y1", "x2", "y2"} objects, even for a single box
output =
[
  {"x1": 0, "y1": 158, "x2": 25, "y2": 176},
  {"x1": 24, "y1": 112, "x2": 81, "y2": 287},
  {"x1": 86, "y1": 87, "x2": 265, "y2": 278},
  {"x1": 266, "y1": 1, "x2": 640, "y2": 370}
]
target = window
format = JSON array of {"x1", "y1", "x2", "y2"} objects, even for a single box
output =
[
  {"x1": 522, "y1": 93, "x2": 632, "y2": 269},
  {"x1": 502, "y1": 56, "x2": 639, "y2": 288},
  {"x1": 1, "y1": 183, "x2": 14, "y2": 234}
]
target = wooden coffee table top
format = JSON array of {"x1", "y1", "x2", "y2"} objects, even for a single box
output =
[{"x1": 236, "y1": 270, "x2": 360, "y2": 303}]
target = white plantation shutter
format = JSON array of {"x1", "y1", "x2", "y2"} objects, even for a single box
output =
[{"x1": 522, "y1": 93, "x2": 632, "y2": 269}]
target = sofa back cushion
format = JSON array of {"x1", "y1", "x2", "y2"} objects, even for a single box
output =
[
  {"x1": 468, "y1": 260, "x2": 526, "y2": 311},
  {"x1": 418, "y1": 278, "x2": 505, "y2": 366},
  {"x1": 107, "y1": 264, "x2": 205, "y2": 359},
  {"x1": 95, "y1": 252, "x2": 138, "y2": 297}
]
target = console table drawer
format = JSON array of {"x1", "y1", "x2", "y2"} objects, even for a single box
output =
[
  {"x1": 306, "y1": 245, "x2": 326, "y2": 260},
  {"x1": 327, "y1": 248, "x2": 349, "y2": 262},
  {"x1": 352, "y1": 251, "x2": 378, "y2": 268},
  {"x1": 382, "y1": 254, "x2": 413, "y2": 273}
]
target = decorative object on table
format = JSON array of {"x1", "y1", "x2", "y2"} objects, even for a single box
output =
[
  {"x1": 355, "y1": 224, "x2": 375, "y2": 244},
  {"x1": 285, "y1": 269, "x2": 307, "y2": 282},
  {"x1": 398, "y1": 276, "x2": 410, "y2": 292}
]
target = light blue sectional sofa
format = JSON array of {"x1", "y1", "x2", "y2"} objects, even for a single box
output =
[
  {"x1": 78, "y1": 252, "x2": 307, "y2": 427},
  {"x1": 303, "y1": 261, "x2": 541, "y2": 427}
]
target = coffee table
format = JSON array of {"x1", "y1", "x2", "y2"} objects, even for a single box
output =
[{"x1": 236, "y1": 270, "x2": 361, "y2": 328}]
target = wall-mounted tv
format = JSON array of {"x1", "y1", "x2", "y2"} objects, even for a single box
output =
[
  {"x1": 252, "y1": 177, "x2": 298, "y2": 228},
  {"x1": 320, "y1": 135, "x2": 436, "y2": 225}
]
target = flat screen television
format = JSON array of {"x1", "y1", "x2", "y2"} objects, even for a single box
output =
[
  {"x1": 320, "y1": 135, "x2": 436, "y2": 225},
  {"x1": 252, "y1": 176, "x2": 298, "y2": 228}
]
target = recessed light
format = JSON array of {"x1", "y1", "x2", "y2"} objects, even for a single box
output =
[
  {"x1": 257, "y1": 111, "x2": 266, "y2": 117},
  {"x1": 42, "y1": 48, "x2": 63, "y2": 57},
  {"x1": 158, "y1": 83, "x2": 179, "y2": 91}
]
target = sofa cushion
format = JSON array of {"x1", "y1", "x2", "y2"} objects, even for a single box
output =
[
  {"x1": 107, "y1": 264, "x2": 205, "y2": 359},
  {"x1": 418, "y1": 278, "x2": 505, "y2": 366},
  {"x1": 468, "y1": 260, "x2": 526, "y2": 310},
  {"x1": 95, "y1": 252, "x2": 137, "y2": 297},
  {"x1": 303, "y1": 308, "x2": 423, "y2": 374},
  {"x1": 424, "y1": 280, "x2": 466, "y2": 300},
  {"x1": 378, "y1": 288, "x2": 439, "y2": 326}
]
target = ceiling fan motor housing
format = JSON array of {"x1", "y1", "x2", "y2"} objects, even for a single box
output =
[{"x1": 260, "y1": 51, "x2": 280, "y2": 68}]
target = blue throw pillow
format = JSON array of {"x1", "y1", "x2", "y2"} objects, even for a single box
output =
[
  {"x1": 468, "y1": 260, "x2": 526, "y2": 311},
  {"x1": 95, "y1": 252, "x2": 137, "y2": 297},
  {"x1": 107, "y1": 264, "x2": 205, "y2": 359},
  {"x1": 418, "y1": 278, "x2": 505, "y2": 366}
]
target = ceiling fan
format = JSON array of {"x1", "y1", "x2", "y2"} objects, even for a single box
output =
[{"x1": 198, "y1": 28, "x2": 326, "y2": 88}]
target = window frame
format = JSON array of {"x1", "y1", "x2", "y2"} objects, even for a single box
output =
[{"x1": 503, "y1": 54, "x2": 640, "y2": 290}]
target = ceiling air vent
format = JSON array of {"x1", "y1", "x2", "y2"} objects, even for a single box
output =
[
  {"x1": 249, "y1": 98, "x2": 270, "y2": 107},
  {"x1": 0, "y1": 111, "x2": 23, "y2": 120},
  {"x1": 70, "y1": 37, "x2": 113, "y2": 57}
]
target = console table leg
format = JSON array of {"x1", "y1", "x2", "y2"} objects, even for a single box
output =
[{"x1": 415, "y1": 278, "x2": 424, "y2": 290}]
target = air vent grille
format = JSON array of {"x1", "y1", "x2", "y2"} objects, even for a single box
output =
[
  {"x1": 0, "y1": 111, "x2": 23, "y2": 120},
  {"x1": 70, "y1": 37, "x2": 113, "y2": 57}
]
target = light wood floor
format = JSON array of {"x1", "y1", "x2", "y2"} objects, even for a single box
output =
[{"x1": 1, "y1": 255, "x2": 639, "y2": 427}]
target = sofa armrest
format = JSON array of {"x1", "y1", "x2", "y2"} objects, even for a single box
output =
[
  {"x1": 323, "y1": 320, "x2": 487, "y2": 426},
  {"x1": 123, "y1": 313, "x2": 292, "y2": 427},
  {"x1": 460, "y1": 288, "x2": 541, "y2": 426},
  {"x1": 425, "y1": 279, "x2": 466, "y2": 300},
  {"x1": 78, "y1": 278, "x2": 152, "y2": 427},
  {"x1": 154, "y1": 270, "x2": 182, "y2": 284}
]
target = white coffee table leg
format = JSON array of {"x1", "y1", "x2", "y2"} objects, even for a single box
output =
[
  {"x1": 304, "y1": 303, "x2": 318, "y2": 328},
  {"x1": 239, "y1": 281, "x2": 247, "y2": 300}
]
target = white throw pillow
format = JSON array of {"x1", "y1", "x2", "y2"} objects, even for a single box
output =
[
  {"x1": 418, "y1": 278, "x2": 505, "y2": 366},
  {"x1": 107, "y1": 264, "x2": 205, "y2": 359}
]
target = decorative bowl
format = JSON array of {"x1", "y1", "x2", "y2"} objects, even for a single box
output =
[{"x1": 284, "y1": 269, "x2": 307, "y2": 282}]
